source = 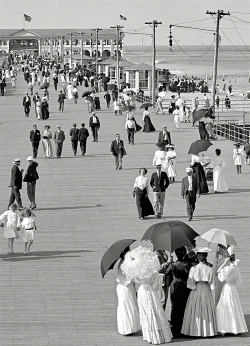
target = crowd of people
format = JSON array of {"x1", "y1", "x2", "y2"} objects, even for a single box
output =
[
  {"x1": 115, "y1": 243, "x2": 247, "y2": 344},
  {"x1": 0, "y1": 52, "x2": 249, "y2": 345}
]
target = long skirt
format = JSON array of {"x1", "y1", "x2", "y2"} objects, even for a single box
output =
[
  {"x1": 143, "y1": 116, "x2": 156, "y2": 132},
  {"x1": 216, "y1": 283, "x2": 248, "y2": 334},
  {"x1": 42, "y1": 139, "x2": 53, "y2": 158},
  {"x1": 41, "y1": 106, "x2": 49, "y2": 120},
  {"x1": 135, "y1": 188, "x2": 154, "y2": 218},
  {"x1": 170, "y1": 279, "x2": 190, "y2": 337},
  {"x1": 117, "y1": 283, "x2": 140, "y2": 335},
  {"x1": 138, "y1": 284, "x2": 172, "y2": 344},
  {"x1": 192, "y1": 162, "x2": 209, "y2": 194},
  {"x1": 206, "y1": 123, "x2": 217, "y2": 140},
  {"x1": 181, "y1": 282, "x2": 217, "y2": 337},
  {"x1": 198, "y1": 122, "x2": 208, "y2": 140},
  {"x1": 213, "y1": 166, "x2": 228, "y2": 192}
]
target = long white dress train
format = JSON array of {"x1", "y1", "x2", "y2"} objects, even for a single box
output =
[
  {"x1": 216, "y1": 261, "x2": 248, "y2": 334},
  {"x1": 210, "y1": 156, "x2": 228, "y2": 192},
  {"x1": 116, "y1": 260, "x2": 140, "y2": 335}
]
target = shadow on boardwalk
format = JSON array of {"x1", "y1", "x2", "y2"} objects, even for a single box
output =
[
  {"x1": 37, "y1": 204, "x2": 103, "y2": 211},
  {"x1": 1, "y1": 249, "x2": 93, "y2": 262}
]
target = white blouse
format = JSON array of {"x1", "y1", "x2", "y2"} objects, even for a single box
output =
[
  {"x1": 134, "y1": 175, "x2": 149, "y2": 191},
  {"x1": 187, "y1": 262, "x2": 214, "y2": 289}
]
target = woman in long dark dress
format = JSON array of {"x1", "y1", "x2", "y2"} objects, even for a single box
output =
[
  {"x1": 142, "y1": 107, "x2": 155, "y2": 132},
  {"x1": 133, "y1": 168, "x2": 154, "y2": 220},
  {"x1": 41, "y1": 98, "x2": 49, "y2": 120},
  {"x1": 160, "y1": 247, "x2": 191, "y2": 337},
  {"x1": 191, "y1": 153, "x2": 209, "y2": 194},
  {"x1": 198, "y1": 117, "x2": 208, "y2": 139}
]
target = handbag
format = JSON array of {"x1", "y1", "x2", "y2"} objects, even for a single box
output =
[{"x1": 43, "y1": 136, "x2": 48, "y2": 139}]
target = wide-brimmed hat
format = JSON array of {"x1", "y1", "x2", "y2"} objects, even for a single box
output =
[
  {"x1": 233, "y1": 142, "x2": 241, "y2": 146},
  {"x1": 13, "y1": 158, "x2": 21, "y2": 164},
  {"x1": 194, "y1": 247, "x2": 212, "y2": 253},
  {"x1": 128, "y1": 114, "x2": 133, "y2": 120},
  {"x1": 166, "y1": 144, "x2": 175, "y2": 149},
  {"x1": 186, "y1": 168, "x2": 193, "y2": 173},
  {"x1": 57, "y1": 125, "x2": 61, "y2": 128},
  {"x1": 26, "y1": 156, "x2": 34, "y2": 161}
]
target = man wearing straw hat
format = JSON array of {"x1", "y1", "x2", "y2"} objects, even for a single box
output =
[
  {"x1": 181, "y1": 168, "x2": 200, "y2": 221},
  {"x1": 23, "y1": 156, "x2": 39, "y2": 209},
  {"x1": 150, "y1": 162, "x2": 169, "y2": 218}
]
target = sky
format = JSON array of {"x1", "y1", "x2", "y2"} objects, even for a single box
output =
[{"x1": 1, "y1": 0, "x2": 250, "y2": 47}]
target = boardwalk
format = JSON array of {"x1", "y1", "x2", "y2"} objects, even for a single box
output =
[{"x1": 0, "y1": 73, "x2": 249, "y2": 346}]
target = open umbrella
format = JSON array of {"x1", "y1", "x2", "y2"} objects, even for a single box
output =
[
  {"x1": 192, "y1": 108, "x2": 208, "y2": 124},
  {"x1": 107, "y1": 84, "x2": 117, "y2": 90},
  {"x1": 82, "y1": 91, "x2": 92, "y2": 98},
  {"x1": 39, "y1": 84, "x2": 49, "y2": 89},
  {"x1": 120, "y1": 105, "x2": 135, "y2": 112},
  {"x1": 100, "y1": 239, "x2": 136, "y2": 278},
  {"x1": 141, "y1": 220, "x2": 199, "y2": 253},
  {"x1": 188, "y1": 139, "x2": 213, "y2": 155},
  {"x1": 140, "y1": 103, "x2": 154, "y2": 109},
  {"x1": 126, "y1": 90, "x2": 135, "y2": 95},
  {"x1": 200, "y1": 229, "x2": 237, "y2": 247},
  {"x1": 103, "y1": 76, "x2": 110, "y2": 83}
]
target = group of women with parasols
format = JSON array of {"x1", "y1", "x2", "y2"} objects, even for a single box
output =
[{"x1": 101, "y1": 223, "x2": 247, "y2": 344}]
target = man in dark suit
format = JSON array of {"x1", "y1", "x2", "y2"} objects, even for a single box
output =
[
  {"x1": 78, "y1": 123, "x2": 89, "y2": 156},
  {"x1": 181, "y1": 168, "x2": 200, "y2": 221},
  {"x1": 30, "y1": 125, "x2": 41, "y2": 158},
  {"x1": 150, "y1": 163, "x2": 169, "y2": 218},
  {"x1": 58, "y1": 90, "x2": 66, "y2": 111},
  {"x1": 23, "y1": 92, "x2": 31, "y2": 117},
  {"x1": 53, "y1": 125, "x2": 65, "y2": 158},
  {"x1": 110, "y1": 134, "x2": 126, "y2": 170},
  {"x1": 89, "y1": 111, "x2": 100, "y2": 142},
  {"x1": 158, "y1": 126, "x2": 171, "y2": 146},
  {"x1": 69, "y1": 123, "x2": 79, "y2": 156},
  {"x1": 23, "y1": 156, "x2": 39, "y2": 209},
  {"x1": 8, "y1": 159, "x2": 24, "y2": 210}
]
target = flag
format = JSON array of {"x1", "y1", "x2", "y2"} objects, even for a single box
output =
[
  {"x1": 24, "y1": 14, "x2": 32, "y2": 22},
  {"x1": 120, "y1": 14, "x2": 127, "y2": 21}
]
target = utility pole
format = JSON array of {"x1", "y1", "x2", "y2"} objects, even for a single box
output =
[
  {"x1": 93, "y1": 28, "x2": 102, "y2": 76},
  {"x1": 80, "y1": 32, "x2": 83, "y2": 67},
  {"x1": 206, "y1": 10, "x2": 230, "y2": 111},
  {"x1": 145, "y1": 20, "x2": 162, "y2": 101},
  {"x1": 70, "y1": 32, "x2": 73, "y2": 67},
  {"x1": 111, "y1": 25, "x2": 124, "y2": 88},
  {"x1": 61, "y1": 36, "x2": 64, "y2": 65}
]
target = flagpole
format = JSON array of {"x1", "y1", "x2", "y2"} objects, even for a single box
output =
[{"x1": 23, "y1": 15, "x2": 25, "y2": 29}]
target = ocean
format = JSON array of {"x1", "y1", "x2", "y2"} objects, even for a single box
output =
[{"x1": 124, "y1": 45, "x2": 250, "y2": 78}]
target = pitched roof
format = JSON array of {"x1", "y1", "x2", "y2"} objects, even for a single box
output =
[
  {"x1": 125, "y1": 62, "x2": 158, "y2": 71},
  {"x1": 0, "y1": 28, "x2": 119, "y2": 39}
]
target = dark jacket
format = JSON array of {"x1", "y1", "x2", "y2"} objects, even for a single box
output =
[
  {"x1": 30, "y1": 129, "x2": 41, "y2": 143},
  {"x1": 150, "y1": 171, "x2": 169, "y2": 192},
  {"x1": 10, "y1": 165, "x2": 23, "y2": 189},
  {"x1": 110, "y1": 140, "x2": 126, "y2": 157},
  {"x1": 23, "y1": 95, "x2": 31, "y2": 106},
  {"x1": 89, "y1": 115, "x2": 100, "y2": 129},
  {"x1": 69, "y1": 128, "x2": 79, "y2": 141},
  {"x1": 58, "y1": 93, "x2": 66, "y2": 103},
  {"x1": 181, "y1": 175, "x2": 199, "y2": 201},
  {"x1": 158, "y1": 131, "x2": 171, "y2": 145},
  {"x1": 78, "y1": 127, "x2": 89, "y2": 141},
  {"x1": 23, "y1": 162, "x2": 39, "y2": 183}
]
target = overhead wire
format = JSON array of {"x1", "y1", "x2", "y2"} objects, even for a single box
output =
[
  {"x1": 123, "y1": 39, "x2": 153, "y2": 57},
  {"x1": 220, "y1": 28, "x2": 250, "y2": 62},
  {"x1": 229, "y1": 16, "x2": 250, "y2": 52},
  {"x1": 172, "y1": 36, "x2": 215, "y2": 58}
]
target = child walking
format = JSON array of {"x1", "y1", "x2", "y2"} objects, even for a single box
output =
[
  {"x1": 0, "y1": 203, "x2": 20, "y2": 254},
  {"x1": 233, "y1": 143, "x2": 244, "y2": 174},
  {"x1": 19, "y1": 209, "x2": 36, "y2": 255}
]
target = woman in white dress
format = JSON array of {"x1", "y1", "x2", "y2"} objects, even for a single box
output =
[
  {"x1": 166, "y1": 144, "x2": 177, "y2": 183},
  {"x1": 0, "y1": 203, "x2": 20, "y2": 253},
  {"x1": 213, "y1": 244, "x2": 227, "y2": 306},
  {"x1": 233, "y1": 143, "x2": 244, "y2": 174},
  {"x1": 152, "y1": 143, "x2": 168, "y2": 170},
  {"x1": 18, "y1": 209, "x2": 36, "y2": 255},
  {"x1": 36, "y1": 98, "x2": 42, "y2": 120},
  {"x1": 210, "y1": 149, "x2": 228, "y2": 193},
  {"x1": 116, "y1": 247, "x2": 140, "y2": 336},
  {"x1": 42, "y1": 125, "x2": 53, "y2": 158},
  {"x1": 181, "y1": 248, "x2": 217, "y2": 337},
  {"x1": 216, "y1": 246, "x2": 248, "y2": 335},
  {"x1": 121, "y1": 246, "x2": 172, "y2": 344},
  {"x1": 67, "y1": 82, "x2": 73, "y2": 99},
  {"x1": 173, "y1": 106, "x2": 180, "y2": 129}
]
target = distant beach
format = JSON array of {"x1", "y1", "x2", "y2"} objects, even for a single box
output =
[{"x1": 124, "y1": 45, "x2": 250, "y2": 93}]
